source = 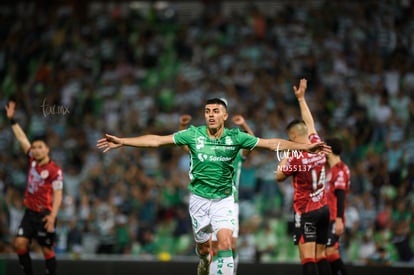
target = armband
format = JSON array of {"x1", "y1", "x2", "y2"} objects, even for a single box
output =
[
  {"x1": 52, "y1": 180, "x2": 63, "y2": 190},
  {"x1": 9, "y1": 118, "x2": 17, "y2": 125}
]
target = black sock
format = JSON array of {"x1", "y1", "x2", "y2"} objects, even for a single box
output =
[
  {"x1": 18, "y1": 252, "x2": 33, "y2": 275},
  {"x1": 331, "y1": 258, "x2": 347, "y2": 275},
  {"x1": 303, "y1": 262, "x2": 318, "y2": 275},
  {"x1": 45, "y1": 257, "x2": 56, "y2": 275},
  {"x1": 317, "y1": 258, "x2": 332, "y2": 275}
]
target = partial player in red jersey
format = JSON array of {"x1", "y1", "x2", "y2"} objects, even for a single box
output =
[
  {"x1": 324, "y1": 137, "x2": 350, "y2": 275},
  {"x1": 5, "y1": 101, "x2": 63, "y2": 275},
  {"x1": 276, "y1": 79, "x2": 332, "y2": 275}
]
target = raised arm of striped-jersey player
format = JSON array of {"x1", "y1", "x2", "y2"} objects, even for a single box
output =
[
  {"x1": 5, "y1": 101, "x2": 31, "y2": 154},
  {"x1": 293, "y1": 78, "x2": 317, "y2": 136}
]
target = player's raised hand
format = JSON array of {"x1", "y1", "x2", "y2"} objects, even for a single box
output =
[
  {"x1": 232, "y1": 115, "x2": 245, "y2": 126},
  {"x1": 179, "y1": 114, "x2": 192, "y2": 131},
  {"x1": 96, "y1": 134, "x2": 123, "y2": 152},
  {"x1": 293, "y1": 78, "x2": 307, "y2": 100},
  {"x1": 5, "y1": 101, "x2": 16, "y2": 119}
]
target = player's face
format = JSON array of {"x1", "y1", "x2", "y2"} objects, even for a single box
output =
[
  {"x1": 288, "y1": 130, "x2": 298, "y2": 142},
  {"x1": 31, "y1": 140, "x2": 50, "y2": 161},
  {"x1": 204, "y1": 104, "x2": 228, "y2": 130},
  {"x1": 288, "y1": 124, "x2": 307, "y2": 142},
  {"x1": 326, "y1": 151, "x2": 335, "y2": 161}
]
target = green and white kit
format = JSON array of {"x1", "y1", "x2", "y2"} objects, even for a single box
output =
[{"x1": 173, "y1": 125, "x2": 258, "y2": 199}]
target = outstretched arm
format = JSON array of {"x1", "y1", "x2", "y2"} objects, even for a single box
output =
[
  {"x1": 256, "y1": 137, "x2": 330, "y2": 154},
  {"x1": 293, "y1": 78, "x2": 317, "y2": 135},
  {"x1": 96, "y1": 133, "x2": 175, "y2": 153},
  {"x1": 5, "y1": 101, "x2": 31, "y2": 153}
]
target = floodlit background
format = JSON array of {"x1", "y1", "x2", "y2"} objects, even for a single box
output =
[{"x1": 0, "y1": 0, "x2": 414, "y2": 267}]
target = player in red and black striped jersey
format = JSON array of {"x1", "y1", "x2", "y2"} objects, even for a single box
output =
[
  {"x1": 282, "y1": 132, "x2": 327, "y2": 214},
  {"x1": 325, "y1": 137, "x2": 350, "y2": 275},
  {"x1": 5, "y1": 101, "x2": 63, "y2": 275},
  {"x1": 276, "y1": 79, "x2": 332, "y2": 275}
]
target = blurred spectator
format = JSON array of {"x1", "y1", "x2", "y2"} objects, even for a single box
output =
[
  {"x1": 366, "y1": 245, "x2": 392, "y2": 266},
  {"x1": 254, "y1": 220, "x2": 278, "y2": 262},
  {"x1": 238, "y1": 156, "x2": 258, "y2": 201},
  {"x1": 93, "y1": 199, "x2": 116, "y2": 254},
  {"x1": 391, "y1": 199, "x2": 414, "y2": 262},
  {"x1": 344, "y1": 195, "x2": 360, "y2": 250},
  {"x1": 358, "y1": 192, "x2": 377, "y2": 231},
  {"x1": 66, "y1": 219, "x2": 83, "y2": 257},
  {"x1": 237, "y1": 217, "x2": 258, "y2": 262},
  {"x1": 358, "y1": 231, "x2": 377, "y2": 263}
]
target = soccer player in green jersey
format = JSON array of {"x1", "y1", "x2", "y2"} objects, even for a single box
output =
[
  {"x1": 97, "y1": 98, "x2": 330, "y2": 275},
  {"x1": 179, "y1": 112, "x2": 254, "y2": 275}
]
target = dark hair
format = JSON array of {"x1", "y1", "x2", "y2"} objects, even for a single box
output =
[
  {"x1": 32, "y1": 135, "x2": 49, "y2": 145},
  {"x1": 325, "y1": 137, "x2": 343, "y2": 155},
  {"x1": 286, "y1": 119, "x2": 305, "y2": 132},
  {"x1": 206, "y1": 98, "x2": 227, "y2": 109}
]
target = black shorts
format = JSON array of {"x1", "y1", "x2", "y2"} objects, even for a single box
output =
[
  {"x1": 293, "y1": 205, "x2": 330, "y2": 245},
  {"x1": 16, "y1": 209, "x2": 56, "y2": 248},
  {"x1": 326, "y1": 221, "x2": 340, "y2": 248}
]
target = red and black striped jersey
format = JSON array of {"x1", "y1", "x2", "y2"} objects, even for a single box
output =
[
  {"x1": 282, "y1": 134, "x2": 327, "y2": 215},
  {"x1": 24, "y1": 149, "x2": 63, "y2": 212}
]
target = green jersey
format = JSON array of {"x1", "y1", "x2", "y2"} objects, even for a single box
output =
[{"x1": 173, "y1": 125, "x2": 259, "y2": 199}]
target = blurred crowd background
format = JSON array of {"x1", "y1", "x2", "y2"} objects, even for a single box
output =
[{"x1": 0, "y1": 0, "x2": 414, "y2": 266}]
